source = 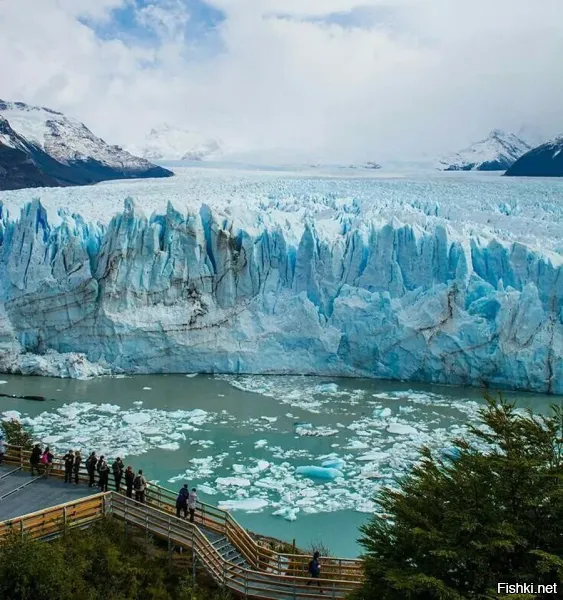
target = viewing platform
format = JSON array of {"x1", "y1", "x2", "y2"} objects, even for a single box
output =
[{"x1": 0, "y1": 445, "x2": 364, "y2": 599}]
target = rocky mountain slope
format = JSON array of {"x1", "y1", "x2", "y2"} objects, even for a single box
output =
[
  {"x1": 439, "y1": 130, "x2": 531, "y2": 171},
  {"x1": 505, "y1": 136, "x2": 563, "y2": 177},
  {"x1": 0, "y1": 100, "x2": 173, "y2": 190}
]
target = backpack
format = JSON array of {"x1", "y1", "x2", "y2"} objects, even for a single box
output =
[
  {"x1": 133, "y1": 475, "x2": 143, "y2": 491},
  {"x1": 40, "y1": 453, "x2": 49, "y2": 465},
  {"x1": 86, "y1": 456, "x2": 95, "y2": 470},
  {"x1": 112, "y1": 462, "x2": 121, "y2": 474}
]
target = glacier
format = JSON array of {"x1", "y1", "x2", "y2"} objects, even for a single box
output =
[{"x1": 0, "y1": 167, "x2": 562, "y2": 393}]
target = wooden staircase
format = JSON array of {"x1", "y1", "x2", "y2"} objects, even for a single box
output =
[{"x1": 0, "y1": 444, "x2": 364, "y2": 599}]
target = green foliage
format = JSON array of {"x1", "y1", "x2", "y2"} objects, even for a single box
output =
[
  {"x1": 0, "y1": 419, "x2": 33, "y2": 449},
  {"x1": 0, "y1": 519, "x2": 231, "y2": 600},
  {"x1": 355, "y1": 394, "x2": 563, "y2": 600}
]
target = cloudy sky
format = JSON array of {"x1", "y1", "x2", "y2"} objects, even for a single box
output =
[{"x1": 1, "y1": 0, "x2": 562, "y2": 161}]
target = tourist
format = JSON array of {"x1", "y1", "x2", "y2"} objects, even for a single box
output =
[
  {"x1": 0, "y1": 435, "x2": 5, "y2": 465},
  {"x1": 176, "y1": 484, "x2": 189, "y2": 519},
  {"x1": 133, "y1": 469, "x2": 147, "y2": 503},
  {"x1": 63, "y1": 450, "x2": 74, "y2": 483},
  {"x1": 98, "y1": 456, "x2": 109, "y2": 492},
  {"x1": 188, "y1": 488, "x2": 198, "y2": 523},
  {"x1": 41, "y1": 447, "x2": 54, "y2": 478},
  {"x1": 85, "y1": 451, "x2": 97, "y2": 487},
  {"x1": 306, "y1": 552, "x2": 323, "y2": 592},
  {"x1": 112, "y1": 457, "x2": 124, "y2": 492},
  {"x1": 124, "y1": 465, "x2": 135, "y2": 498},
  {"x1": 30, "y1": 443, "x2": 42, "y2": 476},
  {"x1": 73, "y1": 451, "x2": 82, "y2": 484}
]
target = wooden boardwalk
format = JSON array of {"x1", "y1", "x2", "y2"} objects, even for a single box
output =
[{"x1": 0, "y1": 445, "x2": 364, "y2": 599}]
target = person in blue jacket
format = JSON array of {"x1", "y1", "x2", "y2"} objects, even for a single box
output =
[
  {"x1": 176, "y1": 484, "x2": 190, "y2": 518},
  {"x1": 307, "y1": 551, "x2": 323, "y2": 592}
]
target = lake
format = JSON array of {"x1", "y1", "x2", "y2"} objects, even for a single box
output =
[{"x1": 0, "y1": 373, "x2": 558, "y2": 557}]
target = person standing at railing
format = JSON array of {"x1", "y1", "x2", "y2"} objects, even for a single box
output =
[
  {"x1": 133, "y1": 469, "x2": 147, "y2": 503},
  {"x1": 124, "y1": 465, "x2": 135, "y2": 498},
  {"x1": 73, "y1": 451, "x2": 82, "y2": 485},
  {"x1": 176, "y1": 484, "x2": 189, "y2": 518},
  {"x1": 188, "y1": 488, "x2": 198, "y2": 523},
  {"x1": 63, "y1": 450, "x2": 75, "y2": 483},
  {"x1": 30, "y1": 443, "x2": 42, "y2": 476},
  {"x1": 41, "y1": 447, "x2": 54, "y2": 478},
  {"x1": 0, "y1": 435, "x2": 5, "y2": 465},
  {"x1": 112, "y1": 457, "x2": 124, "y2": 492},
  {"x1": 85, "y1": 451, "x2": 97, "y2": 487},
  {"x1": 98, "y1": 456, "x2": 110, "y2": 492}
]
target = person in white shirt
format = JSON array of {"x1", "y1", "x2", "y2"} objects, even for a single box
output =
[{"x1": 188, "y1": 488, "x2": 198, "y2": 523}]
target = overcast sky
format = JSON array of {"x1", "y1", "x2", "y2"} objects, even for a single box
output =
[{"x1": 1, "y1": 0, "x2": 562, "y2": 161}]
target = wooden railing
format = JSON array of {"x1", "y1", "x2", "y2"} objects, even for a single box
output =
[
  {"x1": 0, "y1": 493, "x2": 106, "y2": 541},
  {"x1": 2, "y1": 444, "x2": 364, "y2": 593}
]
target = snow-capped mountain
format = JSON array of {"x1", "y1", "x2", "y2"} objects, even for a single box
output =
[
  {"x1": 132, "y1": 124, "x2": 222, "y2": 161},
  {"x1": 0, "y1": 100, "x2": 173, "y2": 190},
  {"x1": 505, "y1": 136, "x2": 563, "y2": 177},
  {"x1": 438, "y1": 130, "x2": 531, "y2": 171}
]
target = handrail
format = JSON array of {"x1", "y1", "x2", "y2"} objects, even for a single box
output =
[
  {"x1": 2, "y1": 444, "x2": 364, "y2": 583},
  {"x1": 0, "y1": 491, "x2": 361, "y2": 599}
]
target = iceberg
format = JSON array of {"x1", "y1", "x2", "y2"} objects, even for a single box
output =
[
  {"x1": 296, "y1": 466, "x2": 344, "y2": 481},
  {"x1": 0, "y1": 170, "x2": 562, "y2": 394}
]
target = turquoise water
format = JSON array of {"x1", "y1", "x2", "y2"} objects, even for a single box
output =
[{"x1": 0, "y1": 373, "x2": 558, "y2": 557}]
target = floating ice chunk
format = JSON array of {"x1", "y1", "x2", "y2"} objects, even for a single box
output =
[
  {"x1": 261, "y1": 416, "x2": 277, "y2": 423},
  {"x1": 387, "y1": 422, "x2": 418, "y2": 436},
  {"x1": 122, "y1": 413, "x2": 152, "y2": 425},
  {"x1": 315, "y1": 383, "x2": 338, "y2": 394},
  {"x1": 43, "y1": 435, "x2": 62, "y2": 444},
  {"x1": 218, "y1": 498, "x2": 268, "y2": 511},
  {"x1": 373, "y1": 407, "x2": 392, "y2": 418},
  {"x1": 232, "y1": 464, "x2": 247, "y2": 474},
  {"x1": 344, "y1": 440, "x2": 370, "y2": 450},
  {"x1": 98, "y1": 404, "x2": 121, "y2": 414},
  {"x1": 133, "y1": 401, "x2": 143, "y2": 406},
  {"x1": 216, "y1": 477, "x2": 252, "y2": 487},
  {"x1": 295, "y1": 423, "x2": 338, "y2": 437},
  {"x1": 254, "y1": 439, "x2": 268, "y2": 448},
  {"x1": 0, "y1": 380, "x2": 7, "y2": 384},
  {"x1": 321, "y1": 458, "x2": 346, "y2": 470},
  {"x1": 158, "y1": 442, "x2": 180, "y2": 451},
  {"x1": 440, "y1": 447, "x2": 462, "y2": 461},
  {"x1": 2, "y1": 411, "x2": 21, "y2": 421},
  {"x1": 185, "y1": 373, "x2": 198, "y2": 378},
  {"x1": 296, "y1": 466, "x2": 343, "y2": 481},
  {"x1": 198, "y1": 485, "x2": 216, "y2": 495},
  {"x1": 142, "y1": 387, "x2": 152, "y2": 390}
]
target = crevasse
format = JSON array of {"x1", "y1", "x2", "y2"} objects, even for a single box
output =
[{"x1": 0, "y1": 197, "x2": 561, "y2": 392}]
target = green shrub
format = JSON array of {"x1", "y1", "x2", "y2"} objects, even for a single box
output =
[{"x1": 355, "y1": 395, "x2": 563, "y2": 600}]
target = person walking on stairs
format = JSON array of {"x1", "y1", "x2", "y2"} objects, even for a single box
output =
[
  {"x1": 98, "y1": 456, "x2": 109, "y2": 492},
  {"x1": 73, "y1": 451, "x2": 81, "y2": 484},
  {"x1": 85, "y1": 451, "x2": 97, "y2": 487},
  {"x1": 30, "y1": 444, "x2": 42, "y2": 476},
  {"x1": 134, "y1": 469, "x2": 147, "y2": 503},
  {"x1": 63, "y1": 450, "x2": 74, "y2": 483},
  {"x1": 112, "y1": 457, "x2": 124, "y2": 492},
  {"x1": 188, "y1": 488, "x2": 198, "y2": 523},
  {"x1": 176, "y1": 484, "x2": 189, "y2": 518},
  {"x1": 307, "y1": 552, "x2": 323, "y2": 594},
  {"x1": 124, "y1": 465, "x2": 134, "y2": 498}
]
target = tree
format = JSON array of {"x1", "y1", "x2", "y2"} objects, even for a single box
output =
[
  {"x1": 355, "y1": 395, "x2": 563, "y2": 600},
  {"x1": 0, "y1": 418, "x2": 33, "y2": 449}
]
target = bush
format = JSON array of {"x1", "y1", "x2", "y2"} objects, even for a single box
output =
[
  {"x1": 355, "y1": 395, "x2": 563, "y2": 600},
  {"x1": 1, "y1": 418, "x2": 34, "y2": 449},
  {"x1": 0, "y1": 519, "x2": 231, "y2": 600}
]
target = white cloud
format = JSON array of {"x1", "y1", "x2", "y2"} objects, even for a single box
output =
[{"x1": 0, "y1": 0, "x2": 562, "y2": 161}]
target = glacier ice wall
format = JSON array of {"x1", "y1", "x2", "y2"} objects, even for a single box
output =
[{"x1": 0, "y1": 197, "x2": 562, "y2": 392}]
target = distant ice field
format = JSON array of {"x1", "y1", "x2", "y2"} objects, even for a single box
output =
[{"x1": 1, "y1": 164, "x2": 563, "y2": 255}]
